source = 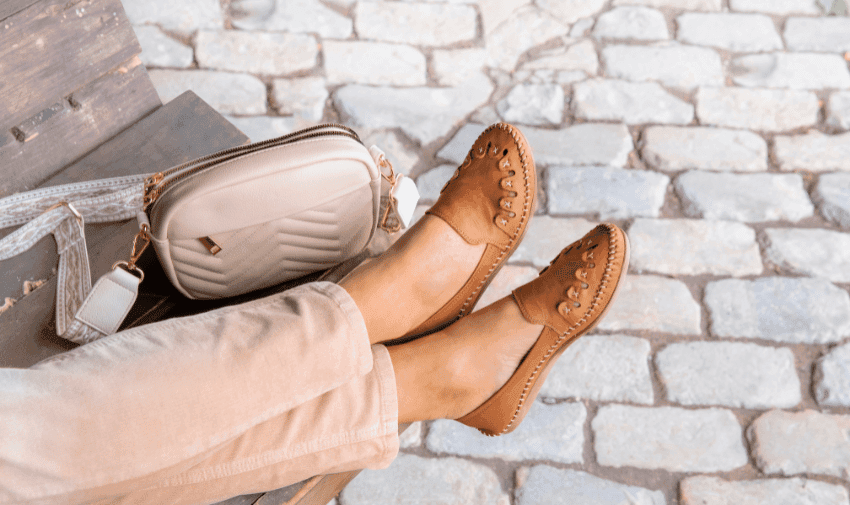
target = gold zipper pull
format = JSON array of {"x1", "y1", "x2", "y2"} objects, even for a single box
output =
[
  {"x1": 143, "y1": 173, "x2": 164, "y2": 210},
  {"x1": 199, "y1": 236, "x2": 222, "y2": 255}
]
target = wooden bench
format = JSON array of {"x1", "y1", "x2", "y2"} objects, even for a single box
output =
[{"x1": 0, "y1": 1, "x2": 406, "y2": 503}]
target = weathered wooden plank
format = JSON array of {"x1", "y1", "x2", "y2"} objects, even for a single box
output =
[
  {"x1": 0, "y1": 0, "x2": 40, "y2": 22},
  {"x1": 0, "y1": 56, "x2": 161, "y2": 196},
  {"x1": 0, "y1": 0, "x2": 141, "y2": 128}
]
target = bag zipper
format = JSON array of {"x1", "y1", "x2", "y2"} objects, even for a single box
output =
[{"x1": 142, "y1": 123, "x2": 362, "y2": 211}]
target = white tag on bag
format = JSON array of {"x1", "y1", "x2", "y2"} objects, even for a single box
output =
[
  {"x1": 391, "y1": 174, "x2": 419, "y2": 228},
  {"x1": 75, "y1": 266, "x2": 141, "y2": 335}
]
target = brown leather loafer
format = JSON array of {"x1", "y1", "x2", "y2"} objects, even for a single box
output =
[
  {"x1": 398, "y1": 123, "x2": 537, "y2": 341},
  {"x1": 457, "y1": 223, "x2": 630, "y2": 436}
]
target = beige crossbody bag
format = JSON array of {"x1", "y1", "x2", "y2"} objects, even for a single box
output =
[{"x1": 0, "y1": 124, "x2": 420, "y2": 344}]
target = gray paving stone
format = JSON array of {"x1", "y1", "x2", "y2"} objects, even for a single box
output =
[
  {"x1": 333, "y1": 73, "x2": 494, "y2": 145},
  {"x1": 426, "y1": 402, "x2": 586, "y2": 464},
  {"x1": 415, "y1": 164, "x2": 456, "y2": 202},
  {"x1": 705, "y1": 277, "x2": 850, "y2": 344},
  {"x1": 593, "y1": 405, "x2": 748, "y2": 472},
  {"x1": 570, "y1": 17, "x2": 595, "y2": 37},
  {"x1": 523, "y1": 124, "x2": 634, "y2": 167},
  {"x1": 677, "y1": 13, "x2": 783, "y2": 52},
  {"x1": 696, "y1": 87, "x2": 819, "y2": 132},
  {"x1": 323, "y1": 41, "x2": 426, "y2": 86},
  {"x1": 196, "y1": 31, "x2": 317, "y2": 75},
  {"x1": 432, "y1": 49, "x2": 487, "y2": 87},
  {"x1": 816, "y1": 342, "x2": 850, "y2": 407},
  {"x1": 516, "y1": 465, "x2": 666, "y2": 505},
  {"x1": 476, "y1": 265, "x2": 539, "y2": 309},
  {"x1": 437, "y1": 123, "x2": 486, "y2": 165},
  {"x1": 510, "y1": 217, "x2": 599, "y2": 268},
  {"x1": 749, "y1": 410, "x2": 850, "y2": 479},
  {"x1": 729, "y1": 0, "x2": 821, "y2": 13},
  {"x1": 521, "y1": 40, "x2": 599, "y2": 76},
  {"x1": 339, "y1": 454, "x2": 509, "y2": 505},
  {"x1": 355, "y1": 1, "x2": 477, "y2": 47},
  {"x1": 224, "y1": 116, "x2": 297, "y2": 142},
  {"x1": 497, "y1": 84, "x2": 564, "y2": 126},
  {"x1": 537, "y1": 0, "x2": 607, "y2": 24},
  {"x1": 229, "y1": 0, "x2": 352, "y2": 37},
  {"x1": 597, "y1": 275, "x2": 702, "y2": 335},
  {"x1": 149, "y1": 70, "x2": 267, "y2": 115},
  {"x1": 775, "y1": 131, "x2": 850, "y2": 172},
  {"x1": 272, "y1": 77, "x2": 327, "y2": 122},
  {"x1": 361, "y1": 129, "x2": 420, "y2": 176},
  {"x1": 485, "y1": 6, "x2": 569, "y2": 71},
  {"x1": 573, "y1": 79, "x2": 694, "y2": 125},
  {"x1": 628, "y1": 218, "x2": 763, "y2": 276},
  {"x1": 399, "y1": 421, "x2": 422, "y2": 449},
  {"x1": 592, "y1": 7, "x2": 669, "y2": 41},
  {"x1": 764, "y1": 228, "x2": 850, "y2": 283},
  {"x1": 681, "y1": 476, "x2": 850, "y2": 505},
  {"x1": 539, "y1": 335, "x2": 654, "y2": 404},
  {"x1": 479, "y1": 0, "x2": 532, "y2": 35},
  {"x1": 657, "y1": 342, "x2": 801, "y2": 409},
  {"x1": 815, "y1": 173, "x2": 850, "y2": 228},
  {"x1": 785, "y1": 17, "x2": 850, "y2": 53},
  {"x1": 124, "y1": 0, "x2": 222, "y2": 34},
  {"x1": 828, "y1": 92, "x2": 850, "y2": 131},
  {"x1": 612, "y1": 0, "x2": 721, "y2": 9},
  {"x1": 732, "y1": 53, "x2": 850, "y2": 90},
  {"x1": 548, "y1": 166, "x2": 669, "y2": 219},
  {"x1": 642, "y1": 126, "x2": 768, "y2": 172},
  {"x1": 603, "y1": 44, "x2": 724, "y2": 90},
  {"x1": 134, "y1": 26, "x2": 193, "y2": 69},
  {"x1": 675, "y1": 172, "x2": 814, "y2": 222}
]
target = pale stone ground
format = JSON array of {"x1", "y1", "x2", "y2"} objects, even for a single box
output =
[{"x1": 122, "y1": 0, "x2": 850, "y2": 503}]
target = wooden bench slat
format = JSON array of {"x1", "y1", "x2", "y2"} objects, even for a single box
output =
[{"x1": 0, "y1": 0, "x2": 141, "y2": 128}]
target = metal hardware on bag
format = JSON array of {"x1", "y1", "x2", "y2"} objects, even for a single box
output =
[
  {"x1": 376, "y1": 154, "x2": 403, "y2": 233},
  {"x1": 111, "y1": 261, "x2": 145, "y2": 283},
  {"x1": 45, "y1": 201, "x2": 83, "y2": 226},
  {"x1": 199, "y1": 236, "x2": 222, "y2": 255},
  {"x1": 113, "y1": 223, "x2": 150, "y2": 281}
]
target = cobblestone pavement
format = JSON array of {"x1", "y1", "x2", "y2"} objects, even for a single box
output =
[{"x1": 122, "y1": 0, "x2": 850, "y2": 503}]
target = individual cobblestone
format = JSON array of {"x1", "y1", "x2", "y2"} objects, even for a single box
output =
[
  {"x1": 426, "y1": 402, "x2": 586, "y2": 463},
  {"x1": 570, "y1": 17, "x2": 595, "y2": 37},
  {"x1": 613, "y1": 0, "x2": 721, "y2": 9},
  {"x1": 516, "y1": 466, "x2": 666, "y2": 505},
  {"x1": 593, "y1": 405, "x2": 748, "y2": 472},
  {"x1": 437, "y1": 123, "x2": 486, "y2": 165},
  {"x1": 224, "y1": 116, "x2": 297, "y2": 142},
  {"x1": 229, "y1": 0, "x2": 352, "y2": 38},
  {"x1": 539, "y1": 335, "x2": 654, "y2": 404},
  {"x1": 705, "y1": 277, "x2": 850, "y2": 344},
  {"x1": 816, "y1": 342, "x2": 850, "y2": 407},
  {"x1": 340, "y1": 454, "x2": 509, "y2": 505},
  {"x1": 628, "y1": 218, "x2": 763, "y2": 276},
  {"x1": 784, "y1": 17, "x2": 850, "y2": 53},
  {"x1": 656, "y1": 342, "x2": 801, "y2": 409},
  {"x1": 399, "y1": 421, "x2": 422, "y2": 449},
  {"x1": 642, "y1": 126, "x2": 768, "y2": 172},
  {"x1": 124, "y1": 0, "x2": 223, "y2": 35},
  {"x1": 497, "y1": 84, "x2": 564, "y2": 126},
  {"x1": 479, "y1": 0, "x2": 531, "y2": 35},
  {"x1": 597, "y1": 275, "x2": 702, "y2": 335},
  {"x1": 697, "y1": 87, "x2": 819, "y2": 131},
  {"x1": 537, "y1": 0, "x2": 607, "y2": 24},
  {"x1": 730, "y1": 0, "x2": 821, "y2": 13},
  {"x1": 485, "y1": 6, "x2": 569, "y2": 70},
  {"x1": 815, "y1": 173, "x2": 850, "y2": 228},
  {"x1": 134, "y1": 26, "x2": 194, "y2": 69},
  {"x1": 573, "y1": 79, "x2": 693, "y2": 125},
  {"x1": 510, "y1": 217, "x2": 599, "y2": 267},
  {"x1": 476, "y1": 265, "x2": 539, "y2": 308},
  {"x1": 592, "y1": 7, "x2": 669, "y2": 40},
  {"x1": 775, "y1": 131, "x2": 850, "y2": 172},
  {"x1": 272, "y1": 77, "x2": 327, "y2": 122},
  {"x1": 149, "y1": 70, "x2": 267, "y2": 115},
  {"x1": 828, "y1": 91, "x2": 850, "y2": 129},
  {"x1": 603, "y1": 44, "x2": 724, "y2": 90},
  {"x1": 523, "y1": 124, "x2": 634, "y2": 167},
  {"x1": 731, "y1": 53, "x2": 850, "y2": 90},
  {"x1": 333, "y1": 73, "x2": 494, "y2": 145},
  {"x1": 355, "y1": 1, "x2": 477, "y2": 47},
  {"x1": 675, "y1": 172, "x2": 814, "y2": 222},
  {"x1": 678, "y1": 13, "x2": 782, "y2": 52},
  {"x1": 548, "y1": 166, "x2": 670, "y2": 219},
  {"x1": 323, "y1": 41, "x2": 426, "y2": 86},
  {"x1": 681, "y1": 476, "x2": 850, "y2": 505},
  {"x1": 749, "y1": 410, "x2": 850, "y2": 479},
  {"x1": 196, "y1": 31, "x2": 317, "y2": 75},
  {"x1": 764, "y1": 228, "x2": 850, "y2": 283},
  {"x1": 432, "y1": 49, "x2": 487, "y2": 87},
  {"x1": 521, "y1": 40, "x2": 599, "y2": 76}
]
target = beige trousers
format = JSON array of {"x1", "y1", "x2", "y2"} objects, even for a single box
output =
[{"x1": 0, "y1": 282, "x2": 400, "y2": 505}]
